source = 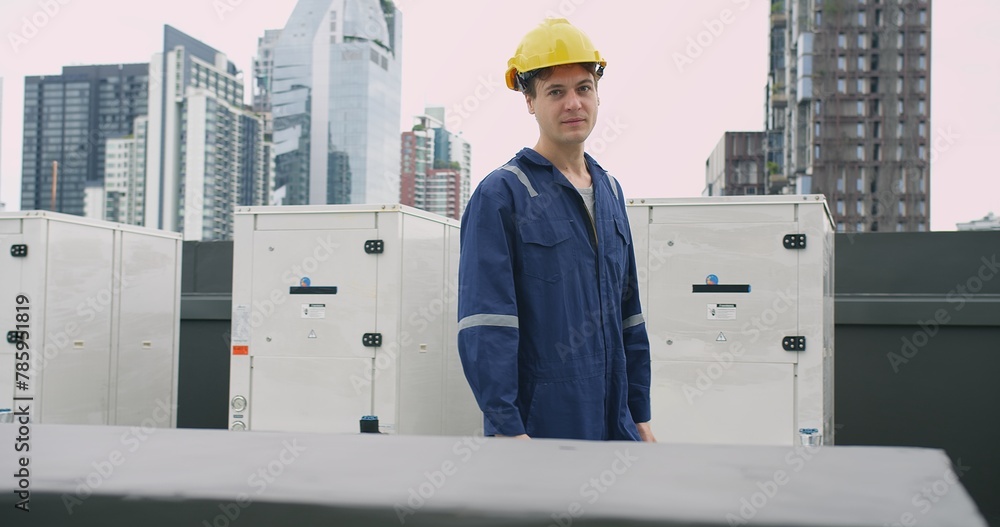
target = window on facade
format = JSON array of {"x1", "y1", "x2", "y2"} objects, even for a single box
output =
[
  {"x1": 858, "y1": 11, "x2": 866, "y2": 25},
  {"x1": 814, "y1": 145, "x2": 821, "y2": 160},
  {"x1": 919, "y1": 145, "x2": 927, "y2": 160},
  {"x1": 918, "y1": 222, "x2": 926, "y2": 232},
  {"x1": 873, "y1": 122, "x2": 881, "y2": 138},
  {"x1": 837, "y1": 174, "x2": 846, "y2": 192},
  {"x1": 838, "y1": 78, "x2": 847, "y2": 93},
  {"x1": 919, "y1": 10, "x2": 927, "y2": 24},
  {"x1": 918, "y1": 100, "x2": 926, "y2": 115},
  {"x1": 897, "y1": 222, "x2": 905, "y2": 232},
  {"x1": 839, "y1": 33, "x2": 847, "y2": 48},
  {"x1": 837, "y1": 200, "x2": 845, "y2": 214},
  {"x1": 918, "y1": 55, "x2": 927, "y2": 70},
  {"x1": 856, "y1": 200, "x2": 864, "y2": 214},
  {"x1": 857, "y1": 145, "x2": 865, "y2": 160},
  {"x1": 857, "y1": 123, "x2": 865, "y2": 137},
  {"x1": 870, "y1": 77, "x2": 879, "y2": 93},
  {"x1": 896, "y1": 145, "x2": 903, "y2": 161},
  {"x1": 897, "y1": 100, "x2": 904, "y2": 116},
  {"x1": 838, "y1": 56, "x2": 847, "y2": 70},
  {"x1": 897, "y1": 32, "x2": 904, "y2": 48},
  {"x1": 837, "y1": 222, "x2": 845, "y2": 232},
  {"x1": 897, "y1": 77, "x2": 904, "y2": 94},
  {"x1": 816, "y1": 11, "x2": 823, "y2": 25},
  {"x1": 859, "y1": 56, "x2": 868, "y2": 70},
  {"x1": 873, "y1": 144, "x2": 881, "y2": 160},
  {"x1": 898, "y1": 200, "x2": 906, "y2": 214},
  {"x1": 857, "y1": 101, "x2": 865, "y2": 116},
  {"x1": 857, "y1": 222, "x2": 865, "y2": 232},
  {"x1": 856, "y1": 174, "x2": 865, "y2": 191},
  {"x1": 919, "y1": 33, "x2": 927, "y2": 48},
  {"x1": 897, "y1": 55, "x2": 903, "y2": 70},
  {"x1": 815, "y1": 122, "x2": 821, "y2": 137},
  {"x1": 856, "y1": 78, "x2": 866, "y2": 94},
  {"x1": 858, "y1": 34, "x2": 868, "y2": 48}
]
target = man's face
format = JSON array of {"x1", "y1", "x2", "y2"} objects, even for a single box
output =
[{"x1": 525, "y1": 64, "x2": 599, "y2": 148}]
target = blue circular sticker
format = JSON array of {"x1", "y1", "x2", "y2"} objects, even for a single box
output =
[
  {"x1": 299, "y1": 277, "x2": 311, "y2": 287},
  {"x1": 705, "y1": 274, "x2": 719, "y2": 285}
]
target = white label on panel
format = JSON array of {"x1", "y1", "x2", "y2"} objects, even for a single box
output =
[
  {"x1": 301, "y1": 304, "x2": 326, "y2": 319},
  {"x1": 233, "y1": 304, "x2": 251, "y2": 345},
  {"x1": 707, "y1": 303, "x2": 737, "y2": 321}
]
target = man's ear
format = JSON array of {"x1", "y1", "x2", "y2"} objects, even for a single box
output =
[{"x1": 525, "y1": 94, "x2": 534, "y2": 115}]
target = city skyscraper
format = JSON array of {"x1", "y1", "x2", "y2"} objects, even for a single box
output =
[
  {"x1": 704, "y1": 131, "x2": 766, "y2": 197},
  {"x1": 102, "y1": 116, "x2": 148, "y2": 225},
  {"x1": 400, "y1": 107, "x2": 471, "y2": 220},
  {"x1": 766, "y1": 0, "x2": 931, "y2": 232},
  {"x1": 20, "y1": 64, "x2": 148, "y2": 215},
  {"x1": 269, "y1": 0, "x2": 402, "y2": 206},
  {"x1": 145, "y1": 25, "x2": 269, "y2": 240}
]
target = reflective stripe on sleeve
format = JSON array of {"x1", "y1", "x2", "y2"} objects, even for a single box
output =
[
  {"x1": 623, "y1": 313, "x2": 644, "y2": 329},
  {"x1": 458, "y1": 314, "x2": 519, "y2": 331}
]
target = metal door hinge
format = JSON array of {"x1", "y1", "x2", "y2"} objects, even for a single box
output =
[
  {"x1": 783, "y1": 234, "x2": 806, "y2": 250},
  {"x1": 364, "y1": 240, "x2": 384, "y2": 254},
  {"x1": 362, "y1": 333, "x2": 383, "y2": 347},
  {"x1": 783, "y1": 336, "x2": 806, "y2": 351}
]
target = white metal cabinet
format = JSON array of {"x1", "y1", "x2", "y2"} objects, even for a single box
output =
[
  {"x1": 228, "y1": 204, "x2": 481, "y2": 436},
  {"x1": 0, "y1": 211, "x2": 182, "y2": 427},
  {"x1": 626, "y1": 196, "x2": 835, "y2": 445}
]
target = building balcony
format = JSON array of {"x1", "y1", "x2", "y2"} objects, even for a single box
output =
[{"x1": 770, "y1": 11, "x2": 787, "y2": 27}]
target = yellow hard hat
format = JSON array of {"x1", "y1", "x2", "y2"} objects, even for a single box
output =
[{"x1": 505, "y1": 18, "x2": 606, "y2": 91}]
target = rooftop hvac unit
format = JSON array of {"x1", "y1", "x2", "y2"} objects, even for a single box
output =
[
  {"x1": 228, "y1": 204, "x2": 480, "y2": 435},
  {"x1": 626, "y1": 195, "x2": 834, "y2": 446},
  {"x1": 0, "y1": 211, "x2": 181, "y2": 427}
]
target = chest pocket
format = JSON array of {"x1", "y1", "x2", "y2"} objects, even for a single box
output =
[
  {"x1": 518, "y1": 220, "x2": 574, "y2": 283},
  {"x1": 607, "y1": 216, "x2": 631, "y2": 277}
]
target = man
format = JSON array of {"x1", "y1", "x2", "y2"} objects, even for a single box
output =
[{"x1": 457, "y1": 18, "x2": 654, "y2": 442}]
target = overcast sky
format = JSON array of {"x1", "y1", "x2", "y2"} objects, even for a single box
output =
[{"x1": 1, "y1": 0, "x2": 996, "y2": 230}]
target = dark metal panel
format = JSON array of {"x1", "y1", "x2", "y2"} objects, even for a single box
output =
[{"x1": 176, "y1": 320, "x2": 231, "y2": 430}]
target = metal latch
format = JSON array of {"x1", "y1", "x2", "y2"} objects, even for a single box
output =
[
  {"x1": 10, "y1": 244, "x2": 27, "y2": 257},
  {"x1": 364, "y1": 240, "x2": 384, "y2": 254},
  {"x1": 782, "y1": 336, "x2": 806, "y2": 351},
  {"x1": 782, "y1": 234, "x2": 806, "y2": 250},
  {"x1": 362, "y1": 333, "x2": 383, "y2": 347}
]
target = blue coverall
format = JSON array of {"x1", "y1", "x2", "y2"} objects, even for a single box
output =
[{"x1": 457, "y1": 147, "x2": 651, "y2": 440}]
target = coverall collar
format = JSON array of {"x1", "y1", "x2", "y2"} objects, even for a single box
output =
[{"x1": 516, "y1": 147, "x2": 608, "y2": 192}]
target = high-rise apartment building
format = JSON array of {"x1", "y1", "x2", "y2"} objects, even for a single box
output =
[
  {"x1": 270, "y1": 0, "x2": 402, "y2": 206},
  {"x1": 21, "y1": 64, "x2": 148, "y2": 215},
  {"x1": 400, "y1": 108, "x2": 471, "y2": 220},
  {"x1": 704, "y1": 131, "x2": 766, "y2": 197},
  {"x1": 766, "y1": 0, "x2": 931, "y2": 232},
  {"x1": 103, "y1": 116, "x2": 148, "y2": 225},
  {"x1": 145, "y1": 25, "x2": 269, "y2": 240}
]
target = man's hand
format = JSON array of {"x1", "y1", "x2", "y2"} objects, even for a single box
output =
[
  {"x1": 636, "y1": 422, "x2": 656, "y2": 443},
  {"x1": 496, "y1": 434, "x2": 531, "y2": 439}
]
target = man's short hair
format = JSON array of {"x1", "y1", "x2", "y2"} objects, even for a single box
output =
[{"x1": 521, "y1": 62, "x2": 603, "y2": 98}]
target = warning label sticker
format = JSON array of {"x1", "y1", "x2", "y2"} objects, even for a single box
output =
[
  {"x1": 302, "y1": 303, "x2": 326, "y2": 319},
  {"x1": 707, "y1": 303, "x2": 737, "y2": 321},
  {"x1": 232, "y1": 304, "x2": 251, "y2": 345}
]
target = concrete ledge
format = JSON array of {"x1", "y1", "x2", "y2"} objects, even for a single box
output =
[{"x1": 0, "y1": 424, "x2": 986, "y2": 526}]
